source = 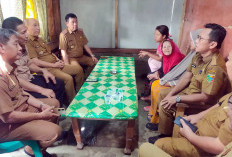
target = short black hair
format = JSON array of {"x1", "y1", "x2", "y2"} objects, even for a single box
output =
[
  {"x1": 204, "y1": 23, "x2": 226, "y2": 49},
  {"x1": 156, "y1": 25, "x2": 169, "y2": 39},
  {"x1": 2, "y1": 17, "x2": 23, "y2": 31},
  {"x1": 65, "y1": 13, "x2": 77, "y2": 22},
  {"x1": 0, "y1": 28, "x2": 17, "y2": 45}
]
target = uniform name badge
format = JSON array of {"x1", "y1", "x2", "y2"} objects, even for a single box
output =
[{"x1": 39, "y1": 51, "x2": 44, "y2": 55}]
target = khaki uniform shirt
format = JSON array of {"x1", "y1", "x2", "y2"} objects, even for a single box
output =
[
  {"x1": 26, "y1": 35, "x2": 57, "y2": 63},
  {"x1": 183, "y1": 52, "x2": 231, "y2": 105},
  {"x1": 59, "y1": 28, "x2": 88, "y2": 58},
  {"x1": 196, "y1": 93, "x2": 232, "y2": 147},
  {"x1": 0, "y1": 63, "x2": 29, "y2": 135},
  {"x1": 14, "y1": 49, "x2": 34, "y2": 81}
]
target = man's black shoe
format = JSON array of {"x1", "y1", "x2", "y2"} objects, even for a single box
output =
[
  {"x1": 146, "y1": 123, "x2": 158, "y2": 131},
  {"x1": 148, "y1": 134, "x2": 170, "y2": 144}
]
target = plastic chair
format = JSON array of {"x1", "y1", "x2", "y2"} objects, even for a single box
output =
[{"x1": 0, "y1": 140, "x2": 43, "y2": 157}]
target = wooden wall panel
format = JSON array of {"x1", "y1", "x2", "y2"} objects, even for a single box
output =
[
  {"x1": 179, "y1": 0, "x2": 232, "y2": 58},
  {"x1": 46, "y1": 0, "x2": 61, "y2": 45}
]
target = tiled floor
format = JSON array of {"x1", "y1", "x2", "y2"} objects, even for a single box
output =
[{"x1": 1, "y1": 53, "x2": 159, "y2": 157}]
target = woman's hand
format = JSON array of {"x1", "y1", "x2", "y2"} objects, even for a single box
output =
[
  {"x1": 138, "y1": 51, "x2": 149, "y2": 58},
  {"x1": 147, "y1": 71, "x2": 160, "y2": 80}
]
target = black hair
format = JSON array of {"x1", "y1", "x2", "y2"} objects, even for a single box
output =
[
  {"x1": 156, "y1": 25, "x2": 169, "y2": 39},
  {"x1": 2, "y1": 17, "x2": 23, "y2": 31},
  {"x1": 65, "y1": 13, "x2": 77, "y2": 22},
  {"x1": 0, "y1": 28, "x2": 17, "y2": 45},
  {"x1": 204, "y1": 23, "x2": 226, "y2": 49}
]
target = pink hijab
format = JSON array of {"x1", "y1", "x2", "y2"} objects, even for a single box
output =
[{"x1": 161, "y1": 39, "x2": 185, "y2": 74}]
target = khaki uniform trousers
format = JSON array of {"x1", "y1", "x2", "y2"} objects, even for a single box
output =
[
  {"x1": 70, "y1": 55, "x2": 95, "y2": 78},
  {"x1": 0, "y1": 98, "x2": 62, "y2": 149},
  {"x1": 141, "y1": 140, "x2": 232, "y2": 157},
  {"x1": 139, "y1": 143, "x2": 171, "y2": 157},
  {"x1": 157, "y1": 88, "x2": 207, "y2": 135},
  {"x1": 155, "y1": 136, "x2": 212, "y2": 157},
  {"x1": 48, "y1": 64, "x2": 84, "y2": 103}
]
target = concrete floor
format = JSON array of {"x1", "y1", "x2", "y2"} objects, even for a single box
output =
[{"x1": 1, "y1": 53, "x2": 160, "y2": 157}]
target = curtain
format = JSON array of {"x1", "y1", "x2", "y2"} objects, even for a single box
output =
[
  {"x1": 22, "y1": 0, "x2": 26, "y2": 20},
  {"x1": 0, "y1": 0, "x2": 25, "y2": 22},
  {"x1": 26, "y1": 0, "x2": 48, "y2": 41},
  {"x1": 0, "y1": 3, "x2": 4, "y2": 26},
  {"x1": 26, "y1": 0, "x2": 38, "y2": 19}
]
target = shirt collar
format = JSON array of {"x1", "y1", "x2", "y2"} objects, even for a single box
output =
[
  {"x1": 67, "y1": 28, "x2": 79, "y2": 34},
  {"x1": 202, "y1": 53, "x2": 214, "y2": 63},
  {"x1": 28, "y1": 35, "x2": 38, "y2": 41},
  {"x1": 5, "y1": 62, "x2": 14, "y2": 74},
  {"x1": 67, "y1": 28, "x2": 74, "y2": 34}
]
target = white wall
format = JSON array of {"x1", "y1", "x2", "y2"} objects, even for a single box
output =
[{"x1": 60, "y1": 0, "x2": 184, "y2": 49}]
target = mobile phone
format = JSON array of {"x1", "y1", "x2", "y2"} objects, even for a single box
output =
[
  {"x1": 174, "y1": 116, "x2": 198, "y2": 132},
  {"x1": 86, "y1": 78, "x2": 98, "y2": 82},
  {"x1": 110, "y1": 70, "x2": 117, "y2": 74},
  {"x1": 56, "y1": 108, "x2": 66, "y2": 115}
]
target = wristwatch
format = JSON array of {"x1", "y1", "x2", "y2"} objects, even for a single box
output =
[
  {"x1": 176, "y1": 95, "x2": 181, "y2": 103},
  {"x1": 91, "y1": 54, "x2": 95, "y2": 57}
]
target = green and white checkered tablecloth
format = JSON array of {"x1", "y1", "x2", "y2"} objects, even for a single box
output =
[{"x1": 65, "y1": 56, "x2": 138, "y2": 120}]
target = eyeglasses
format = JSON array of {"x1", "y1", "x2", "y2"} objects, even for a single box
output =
[{"x1": 197, "y1": 35, "x2": 210, "y2": 42}]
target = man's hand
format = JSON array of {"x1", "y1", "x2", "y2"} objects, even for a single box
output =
[
  {"x1": 228, "y1": 101, "x2": 232, "y2": 131},
  {"x1": 138, "y1": 51, "x2": 148, "y2": 58},
  {"x1": 160, "y1": 96, "x2": 176, "y2": 109},
  {"x1": 40, "y1": 103, "x2": 50, "y2": 111},
  {"x1": 91, "y1": 56, "x2": 98, "y2": 64},
  {"x1": 179, "y1": 119, "x2": 195, "y2": 139},
  {"x1": 40, "y1": 106, "x2": 59, "y2": 120},
  {"x1": 147, "y1": 71, "x2": 160, "y2": 80},
  {"x1": 184, "y1": 114, "x2": 201, "y2": 125},
  {"x1": 53, "y1": 60, "x2": 65, "y2": 68},
  {"x1": 40, "y1": 88, "x2": 55, "y2": 98},
  {"x1": 41, "y1": 69, "x2": 56, "y2": 84}
]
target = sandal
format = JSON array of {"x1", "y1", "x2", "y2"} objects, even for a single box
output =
[
  {"x1": 147, "y1": 114, "x2": 152, "y2": 121},
  {"x1": 24, "y1": 146, "x2": 35, "y2": 157},
  {"x1": 146, "y1": 123, "x2": 158, "y2": 131},
  {"x1": 140, "y1": 96, "x2": 151, "y2": 101},
  {"x1": 143, "y1": 106, "x2": 151, "y2": 112}
]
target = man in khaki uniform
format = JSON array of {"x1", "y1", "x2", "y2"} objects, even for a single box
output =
[
  {"x1": 25, "y1": 18, "x2": 84, "y2": 103},
  {"x1": 0, "y1": 28, "x2": 61, "y2": 156},
  {"x1": 59, "y1": 13, "x2": 98, "y2": 77},
  {"x1": 147, "y1": 23, "x2": 231, "y2": 143},
  {"x1": 2, "y1": 17, "x2": 65, "y2": 106},
  {"x1": 139, "y1": 93, "x2": 232, "y2": 157}
]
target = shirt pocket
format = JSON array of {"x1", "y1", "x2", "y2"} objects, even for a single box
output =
[
  {"x1": 68, "y1": 40, "x2": 75, "y2": 50},
  {"x1": 216, "y1": 109, "x2": 228, "y2": 128},
  {"x1": 35, "y1": 46, "x2": 46, "y2": 57}
]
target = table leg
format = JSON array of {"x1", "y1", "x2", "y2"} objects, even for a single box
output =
[
  {"x1": 71, "y1": 118, "x2": 84, "y2": 150},
  {"x1": 124, "y1": 119, "x2": 135, "y2": 155}
]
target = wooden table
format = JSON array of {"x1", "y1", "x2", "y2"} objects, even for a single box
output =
[{"x1": 65, "y1": 56, "x2": 138, "y2": 154}]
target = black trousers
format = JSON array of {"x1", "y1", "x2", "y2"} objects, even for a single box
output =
[{"x1": 27, "y1": 75, "x2": 65, "y2": 106}]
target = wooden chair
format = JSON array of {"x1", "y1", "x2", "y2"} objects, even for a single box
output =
[
  {"x1": 0, "y1": 140, "x2": 42, "y2": 157},
  {"x1": 217, "y1": 142, "x2": 232, "y2": 157}
]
